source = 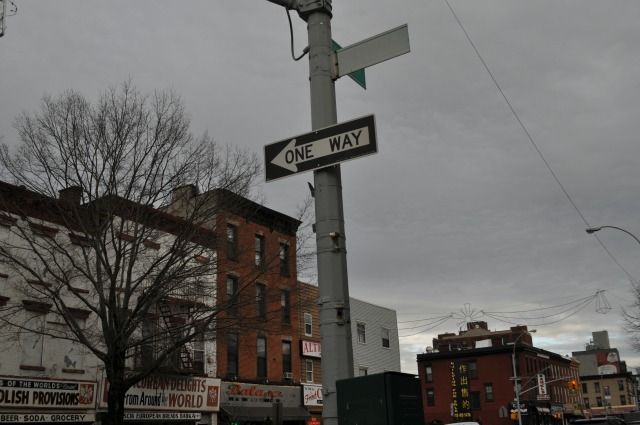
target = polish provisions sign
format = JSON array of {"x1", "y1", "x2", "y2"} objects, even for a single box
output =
[
  {"x1": 99, "y1": 376, "x2": 220, "y2": 412},
  {"x1": 0, "y1": 377, "x2": 95, "y2": 409},
  {"x1": 265, "y1": 115, "x2": 377, "y2": 181}
]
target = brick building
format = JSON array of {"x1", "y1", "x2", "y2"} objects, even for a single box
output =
[
  {"x1": 417, "y1": 322, "x2": 582, "y2": 425},
  {"x1": 572, "y1": 331, "x2": 638, "y2": 415}
]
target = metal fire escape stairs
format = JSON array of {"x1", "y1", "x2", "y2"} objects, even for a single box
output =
[{"x1": 158, "y1": 302, "x2": 193, "y2": 371}]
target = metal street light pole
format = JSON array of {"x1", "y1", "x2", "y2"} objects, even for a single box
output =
[
  {"x1": 586, "y1": 226, "x2": 640, "y2": 247},
  {"x1": 509, "y1": 330, "x2": 536, "y2": 425}
]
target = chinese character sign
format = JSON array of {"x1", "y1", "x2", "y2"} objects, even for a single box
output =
[{"x1": 450, "y1": 361, "x2": 472, "y2": 419}]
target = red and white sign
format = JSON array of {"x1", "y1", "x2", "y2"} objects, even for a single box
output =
[
  {"x1": 303, "y1": 384, "x2": 323, "y2": 406},
  {"x1": 100, "y1": 376, "x2": 220, "y2": 412},
  {"x1": 0, "y1": 377, "x2": 95, "y2": 410},
  {"x1": 301, "y1": 341, "x2": 321, "y2": 358}
]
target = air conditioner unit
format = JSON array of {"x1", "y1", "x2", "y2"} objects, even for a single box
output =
[{"x1": 284, "y1": 372, "x2": 293, "y2": 379}]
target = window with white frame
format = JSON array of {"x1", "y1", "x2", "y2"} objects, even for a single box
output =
[
  {"x1": 305, "y1": 359, "x2": 314, "y2": 382},
  {"x1": 304, "y1": 313, "x2": 312, "y2": 336},
  {"x1": 356, "y1": 322, "x2": 366, "y2": 344},
  {"x1": 358, "y1": 366, "x2": 368, "y2": 376},
  {"x1": 381, "y1": 327, "x2": 390, "y2": 348}
]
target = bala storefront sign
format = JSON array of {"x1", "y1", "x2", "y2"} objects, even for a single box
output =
[
  {"x1": 100, "y1": 376, "x2": 220, "y2": 412},
  {"x1": 0, "y1": 377, "x2": 95, "y2": 410}
]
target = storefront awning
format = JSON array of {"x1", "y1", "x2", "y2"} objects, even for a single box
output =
[{"x1": 221, "y1": 405, "x2": 310, "y2": 422}]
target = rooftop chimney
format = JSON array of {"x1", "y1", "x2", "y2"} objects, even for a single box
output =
[{"x1": 58, "y1": 186, "x2": 82, "y2": 205}]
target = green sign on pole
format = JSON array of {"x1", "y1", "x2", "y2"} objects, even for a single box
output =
[{"x1": 331, "y1": 40, "x2": 366, "y2": 90}]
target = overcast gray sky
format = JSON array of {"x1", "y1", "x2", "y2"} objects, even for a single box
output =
[{"x1": 2, "y1": 0, "x2": 640, "y2": 374}]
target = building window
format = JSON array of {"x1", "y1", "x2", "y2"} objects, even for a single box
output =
[
  {"x1": 279, "y1": 243, "x2": 290, "y2": 276},
  {"x1": 426, "y1": 389, "x2": 435, "y2": 406},
  {"x1": 305, "y1": 359, "x2": 314, "y2": 382},
  {"x1": 582, "y1": 382, "x2": 588, "y2": 393},
  {"x1": 282, "y1": 341, "x2": 292, "y2": 375},
  {"x1": 621, "y1": 395, "x2": 627, "y2": 405},
  {"x1": 227, "y1": 333, "x2": 238, "y2": 377},
  {"x1": 358, "y1": 367, "x2": 368, "y2": 376},
  {"x1": 467, "y1": 361, "x2": 477, "y2": 379},
  {"x1": 381, "y1": 327, "x2": 390, "y2": 348},
  {"x1": 485, "y1": 383, "x2": 494, "y2": 401},
  {"x1": 425, "y1": 365, "x2": 433, "y2": 383},
  {"x1": 281, "y1": 290, "x2": 290, "y2": 324},
  {"x1": 257, "y1": 336, "x2": 267, "y2": 379},
  {"x1": 596, "y1": 396, "x2": 603, "y2": 407},
  {"x1": 226, "y1": 275, "x2": 238, "y2": 315},
  {"x1": 470, "y1": 391, "x2": 481, "y2": 410},
  {"x1": 226, "y1": 224, "x2": 238, "y2": 260},
  {"x1": 357, "y1": 322, "x2": 366, "y2": 344},
  {"x1": 20, "y1": 313, "x2": 46, "y2": 368},
  {"x1": 583, "y1": 398, "x2": 590, "y2": 409},
  {"x1": 604, "y1": 385, "x2": 610, "y2": 396},
  {"x1": 617, "y1": 380, "x2": 624, "y2": 391},
  {"x1": 594, "y1": 382, "x2": 601, "y2": 393},
  {"x1": 255, "y1": 235, "x2": 265, "y2": 268},
  {"x1": 304, "y1": 313, "x2": 312, "y2": 337},
  {"x1": 256, "y1": 284, "x2": 266, "y2": 319}
]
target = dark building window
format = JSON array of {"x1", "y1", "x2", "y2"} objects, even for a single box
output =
[
  {"x1": 255, "y1": 235, "x2": 265, "y2": 268},
  {"x1": 226, "y1": 275, "x2": 238, "y2": 315},
  {"x1": 226, "y1": 224, "x2": 238, "y2": 260},
  {"x1": 426, "y1": 389, "x2": 435, "y2": 406},
  {"x1": 257, "y1": 336, "x2": 267, "y2": 378},
  {"x1": 279, "y1": 243, "x2": 289, "y2": 276},
  {"x1": 594, "y1": 382, "x2": 601, "y2": 393},
  {"x1": 485, "y1": 383, "x2": 494, "y2": 401},
  {"x1": 282, "y1": 341, "x2": 292, "y2": 375},
  {"x1": 304, "y1": 313, "x2": 312, "y2": 336},
  {"x1": 584, "y1": 398, "x2": 590, "y2": 409},
  {"x1": 357, "y1": 322, "x2": 366, "y2": 344},
  {"x1": 281, "y1": 290, "x2": 290, "y2": 324},
  {"x1": 467, "y1": 361, "x2": 478, "y2": 379},
  {"x1": 596, "y1": 396, "x2": 603, "y2": 407},
  {"x1": 470, "y1": 391, "x2": 481, "y2": 410},
  {"x1": 425, "y1": 365, "x2": 433, "y2": 383},
  {"x1": 618, "y1": 380, "x2": 624, "y2": 391},
  {"x1": 256, "y1": 284, "x2": 266, "y2": 319},
  {"x1": 227, "y1": 333, "x2": 238, "y2": 377},
  {"x1": 620, "y1": 395, "x2": 627, "y2": 405},
  {"x1": 381, "y1": 327, "x2": 390, "y2": 348},
  {"x1": 582, "y1": 382, "x2": 588, "y2": 393}
]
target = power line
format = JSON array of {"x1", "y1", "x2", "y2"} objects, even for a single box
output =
[{"x1": 443, "y1": 0, "x2": 638, "y2": 285}]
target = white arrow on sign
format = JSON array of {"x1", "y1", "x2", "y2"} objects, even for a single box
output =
[{"x1": 271, "y1": 126, "x2": 370, "y2": 172}]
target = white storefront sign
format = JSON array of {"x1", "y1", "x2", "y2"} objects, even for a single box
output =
[
  {"x1": 0, "y1": 377, "x2": 96, "y2": 410},
  {"x1": 301, "y1": 341, "x2": 321, "y2": 358},
  {"x1": 0, "y1": 413, "x2": 95, "y2": 423},
  {"x1": 303, "y1": 385, "x2": 323, "y2": 406},
  {"x1": 100, "y1": 376, "x2": 221, "y2": 412},
  {"x1": 123, "y1": 411, "x2": 202, "y2": 421}
]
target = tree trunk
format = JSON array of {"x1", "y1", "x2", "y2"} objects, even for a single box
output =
[{"x1": 103, "y1": 355, "x2": 128, "y2": 425}]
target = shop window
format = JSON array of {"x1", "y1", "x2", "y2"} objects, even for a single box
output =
[
  {"x1": 257, "y1": 336, "x2": 267, "y2": 379},
  {"x1": 426, "y1": 389, "x2": 435, "y2": 406}
]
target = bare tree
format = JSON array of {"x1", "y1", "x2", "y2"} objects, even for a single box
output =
[{"x1": 0, "y1": 83, "x2": 262, "y2": 425}]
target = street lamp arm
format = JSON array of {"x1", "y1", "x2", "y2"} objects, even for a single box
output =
[{"x1": 586, "y1": 225, "x2": 640, "y2": 247}]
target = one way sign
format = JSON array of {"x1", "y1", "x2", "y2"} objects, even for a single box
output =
[{"x1": 264, "y1": 115, "x2": 377, "y2": 182}]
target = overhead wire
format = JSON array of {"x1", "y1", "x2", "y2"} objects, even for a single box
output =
[
  {"x1": 443, "y1": 0, "x2": 638, "y2": 286},
  {"x1": 286, "y1": 9, "x2": 309, "y2": 61}
]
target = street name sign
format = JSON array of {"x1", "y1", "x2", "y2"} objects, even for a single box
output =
[
  {"x1": 335, "y1": 24, "x2": 410, "y2": 78},
  {"x1": 264, "y1": 115, "x2": 377, "y2": 182}
]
